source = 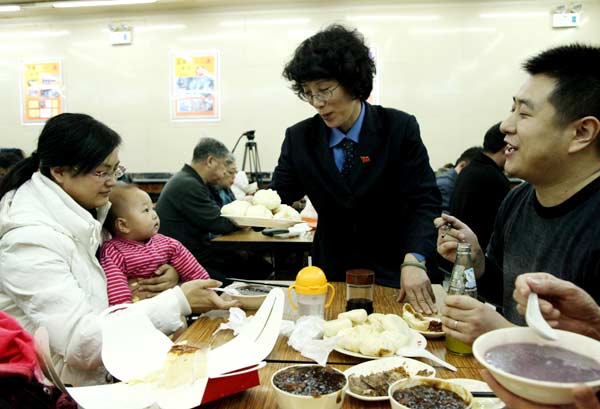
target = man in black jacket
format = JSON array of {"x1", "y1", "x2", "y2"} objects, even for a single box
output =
[
  {"x1": 449, "y1": 122, "x2": 509, "y2": 306},
  {"x1": 156, "y1": 138, "x2": 272, "y2": 283}
]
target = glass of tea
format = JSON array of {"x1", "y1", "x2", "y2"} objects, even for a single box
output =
[{"x1": 345, "y1": 269, "x2": 374, "y2": 314}]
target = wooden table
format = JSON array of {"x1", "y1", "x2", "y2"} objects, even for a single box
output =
[
  {"x1": 178, "y1": 283, "x2": 485, "y2": 408},
  {"x1": 210, "y1": 229, "x2": 314, "y2": 253}
]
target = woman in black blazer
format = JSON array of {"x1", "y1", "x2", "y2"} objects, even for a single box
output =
[{"x1": 270, "y1": 24, "x2": 441, "y2": 314}]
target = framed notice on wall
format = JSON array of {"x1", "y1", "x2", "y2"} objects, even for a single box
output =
[
  {"x1": 20, "y1": 59, "x2": 64, "y2": 125},
  {"x1": 171, "y1": 52, "x2": 220, "y2": 121}
]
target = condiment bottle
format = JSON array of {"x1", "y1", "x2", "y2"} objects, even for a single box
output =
[
  {"x1": 445, "y1": 242, "x2": 477, "y2": 355},
  {"x1": 288, "y1": 266, "x2": 335, "y2": 319},
  {"x1": 345, "y1": 269, "x2": 374, "y2": 314}
]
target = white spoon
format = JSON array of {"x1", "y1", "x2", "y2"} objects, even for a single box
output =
[
  {"x1": 396, "y1": 347, "x2": 457, "y2": 372},
  {"x1": 209, "y1": 287, "x2": 241, "y2": 296},
  {"x1": 526, "y1": 292, "x2": 558, "y2": 341}
]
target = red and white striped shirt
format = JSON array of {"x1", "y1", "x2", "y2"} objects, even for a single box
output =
[{"x1": 100, "y1": 234, "x2": 210, "y2": 306}]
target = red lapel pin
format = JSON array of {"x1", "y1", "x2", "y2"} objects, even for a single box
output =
[{"x1": 360, "y1": 156, "x2": 370, "y2": 163}]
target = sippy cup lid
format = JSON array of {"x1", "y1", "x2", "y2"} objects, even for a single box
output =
[{"x1": 293, "y1": 266, "x2": 330, "y2": 295}]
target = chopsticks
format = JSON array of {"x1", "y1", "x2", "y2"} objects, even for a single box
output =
[
  {"x1": 471, "y1": 391, "x2": 497, "y2": 398},
  {"x1": 225, "y1": 278, "x2": 291, "y2": 288}
]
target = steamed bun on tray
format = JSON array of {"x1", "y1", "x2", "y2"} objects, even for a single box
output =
[
  {"x1": 220, "y1": 190, "x2": 301, "y2": 227},
  {"x1": 324, "y1": 309, "x2": 412, "y2": 357}
]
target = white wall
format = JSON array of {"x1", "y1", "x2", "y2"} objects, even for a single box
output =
[{"x1": 0, "y1": 0, "x2": 598, "y2": 171}]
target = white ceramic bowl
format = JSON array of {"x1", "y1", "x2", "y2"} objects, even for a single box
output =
[
  {"x1": 227, "y1": 282, "x2": 272, "y2": 309},
  {"x1": 388, "y1": 376, "x2": 473, "y2": 409},
  {"x1": 271, "y1": 364, "x2": 347, "y2": 409},
  {"x1": 473, "y1": 327, "x2": 600, "y2": 405}
]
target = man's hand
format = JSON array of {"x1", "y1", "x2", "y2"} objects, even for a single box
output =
[
  {"x1": 513, "y1": 273, "x2": 600, "y2": 340},
  {"x1": 181, "y1": 279, "x2": 241, "y2": 313},
  {"x1": 397, "y1": 255, "x2": 436, "y2": 315},
  {"x1": 129, "y1": 264, "x2": 180, "y2": 301},
  {"x1": 441, "y1": 295, "x2": 512, "y2": 344},
  {"x1": 434, "y1": 213, "x2": 484, "y2": 274}
]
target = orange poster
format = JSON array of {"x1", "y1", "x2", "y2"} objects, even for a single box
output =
[
  {"x1": 171, "y1": 52, "x2": 220, "y2": 121},
  {"x1": 21, "y1": 60, "x2": 64, "y2": 124}
]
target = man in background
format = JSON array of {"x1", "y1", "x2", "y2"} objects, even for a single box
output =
[
  {"x1": 0, "y1": 150, "x2": 24, "y2": 180},
  {"x1": 436, "y1": 146, "x2": 483, "y2": 212},
  {"x1": 449, "y1": 122, "x2": 509, "y2": 306},
  {"x1": 156, "y1": 138, "x2": 272, "y2": 283}
]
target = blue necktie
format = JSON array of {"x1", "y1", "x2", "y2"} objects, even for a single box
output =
[{"x1": 340, "y1": 138, "x2": 357, "y2": 181}]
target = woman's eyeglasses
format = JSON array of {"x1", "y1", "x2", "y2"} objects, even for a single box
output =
[
  {"x1": 299, "y1": 84, "x2": 340, "y2": 104},
  {"x1": 92, "y1": 165, "x2": 126, "y2": 181}
]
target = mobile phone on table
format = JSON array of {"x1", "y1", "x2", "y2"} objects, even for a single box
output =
[{"x1": 262, "y1": 228, "x2": 289, "y2": 237}]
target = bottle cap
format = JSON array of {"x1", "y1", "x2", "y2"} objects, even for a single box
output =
[{"x1": 293, "y1": 266, "x2": 330, "y2": 295}]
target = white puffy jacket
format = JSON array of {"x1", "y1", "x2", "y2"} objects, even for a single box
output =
[{"x1": 0, "y1": 173, "x2": 191, "y2": 386}]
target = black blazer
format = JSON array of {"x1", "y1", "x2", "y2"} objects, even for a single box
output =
[{"x1": 271, "y1": 103, "x2": 441, "y2": 286}]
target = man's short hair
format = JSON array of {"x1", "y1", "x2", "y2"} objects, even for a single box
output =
[
  {"x1": 0, "y1": 152, "x2": 22, "y2": 169},
  {"x1": 455, "y1": 146, "x2": 483, "y2": 167},
  {"x1": 524, "y1": 44, "x2": 600, "y2": 129},
  {"x1": 192, "y1": 138, "x2": 231, "y2": 162},
  {"x1": 483, "y1": 122, "x2": 506, "y2": 154}
]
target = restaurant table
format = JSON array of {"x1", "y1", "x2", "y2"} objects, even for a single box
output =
[
  {"x1": 178, "y1": 283, "x2": 486, "y2": 408},
  {"x1": 210, "y1": 229, "x2": 313, "y2": 253}
]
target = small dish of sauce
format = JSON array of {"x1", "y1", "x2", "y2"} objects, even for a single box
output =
[
  {"x1": 273, "y1": 365, "x2": 347, "y2": 397},
  {"x1": 392, "y1": 384, "x2": 467, "y2": 409}
]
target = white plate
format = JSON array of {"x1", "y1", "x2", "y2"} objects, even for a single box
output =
[
  {"x1": 222, "y1": 215, "x2": 297, "y2": 228},
  {"x1": 447, "y1": 378, "x2": 504, "y2": 409},
  {"x1": 344, "y1": 356, "x2": 436, "y2": 401},
  {"x1": 333, "y1": 330, "x2": 427, "y2": 360}
]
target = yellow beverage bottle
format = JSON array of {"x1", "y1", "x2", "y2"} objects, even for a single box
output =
[{"x1": 445, "y1": 242, "x2": 477, "y2": 356}]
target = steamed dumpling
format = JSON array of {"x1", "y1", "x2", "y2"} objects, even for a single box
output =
[
  {"x1": 253, "y1": 189, "x2": 281, "y2": 211},
  {"x1": 273, "y1": 204, "x2": 301, "y2": 221},
  {"x1": 382, "y1": 314, "x2": 411, "y2": 336},
  {"x1": 221, "y1": 200, "x2": 251, "y2": 217},
  {"x1": 245, "y1": 204, "x2": 273, "y2": 219},
  {"x1": 338, "y1": 309, "x2": 367, "y2": 324},
  {"x1": 323, "y1": 318, "x2": 353, "y2": 337},
  {"x1": 359, "y1": 333, "x2": 396, "y2": 357}
]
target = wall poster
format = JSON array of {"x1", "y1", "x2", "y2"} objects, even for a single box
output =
[
  {"x1": 171, "y1": 52, "x2": 220, "y2": 121},
  {"x1": 21, "y1": 59, "x2": 64, "y2": 124}
]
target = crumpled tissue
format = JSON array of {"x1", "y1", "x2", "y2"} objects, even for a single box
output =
[
  {"x1": 280, "y1": 315, "x2": 339, "y2": 366},
  {"x1": 212, "y1": 307, "x2": 252, "y2": 336}
]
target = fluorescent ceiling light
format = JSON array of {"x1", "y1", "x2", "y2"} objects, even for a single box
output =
[
  {"x1": 0, "y1": 5, "x2": 21, "y2": 12},
  {"x1": 220, "y1": 18, "x2": 310, "y2": 27},
  {"x1": 53, "y1": 0, "x2": 157, "y2": 8},
  {"x1": 346, "y1": 15, "x2": 440, "y2": 22},
  {"x1": 480, "y1": 12, "x2": 548, "y2": 19},
  {"x1": 410, "y1": 27, "x2": 496, "y2": 34}
]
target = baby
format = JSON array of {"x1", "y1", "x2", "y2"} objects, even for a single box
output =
[{"x1": 100, "y1": 183, "x2": 210, "y2": 305}]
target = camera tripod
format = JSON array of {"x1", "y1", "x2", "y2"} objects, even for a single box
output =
[{"x1": 232, "y1": 130, "x2": 263, "y2": 184}]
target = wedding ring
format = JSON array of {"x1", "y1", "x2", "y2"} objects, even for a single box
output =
[{"x1": 453, "y1": 319, "x2": 459, "y2": 330}]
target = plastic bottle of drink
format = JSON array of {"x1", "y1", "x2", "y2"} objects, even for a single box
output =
[{"x1": 445, "y1": 242, "x2": 477, "y2": 355}]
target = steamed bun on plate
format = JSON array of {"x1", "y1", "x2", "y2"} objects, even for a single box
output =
[
  {"x1": 253, "y1": 189, "x2": 281, "y2": 211},
  {"x1": 273, "y1": 204, "x2": 301, "y2": 221},
  {"x1": 245, "y1": 204, "x2": 273, "y2": 219},
  {"x1": 221, "y1": 200, "x2": 251, "y2": 217}
]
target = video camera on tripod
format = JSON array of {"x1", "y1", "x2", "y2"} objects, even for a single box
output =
[{"x1": 231, "y1": 130, "x2": 268, "y2": 185}]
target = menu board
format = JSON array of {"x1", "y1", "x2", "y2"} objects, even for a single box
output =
[
  {"x1": 21, "y1": 59, "x2": 64, "y2": 124},
  {"x1": 171, "y1": 52, "x2": 220, "y2": 121}
]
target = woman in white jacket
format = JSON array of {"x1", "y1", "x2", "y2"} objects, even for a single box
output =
[{"x1": 0, "y1": 113, "x2": 238, "y2": 386}]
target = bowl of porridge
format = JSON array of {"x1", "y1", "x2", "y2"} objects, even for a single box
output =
[
  {"x1": 226, "y1": 282, "x2": 274, "y2": 309},
  {"x1": 473, "y1": 327, "x2": 600, "y2": 404}
]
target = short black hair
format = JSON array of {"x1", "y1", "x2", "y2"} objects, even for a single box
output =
[
  {"x1": 483, "y1": 122, "x2": 506, "y2": 153},
  {"x1": 454, "y1": 146, "x2": 483, "y2": 167},
  {"x1": 283, "y1": 24, "x2": 375, "y2": 101},
  {"x1": 192, "y1": 137, "x2": 231, "y2": 162},
  {"x1": 524, "y1": 44, "x2": 600, "y2": 128},
  {"x1": 0, "y1": 152, "x2": 22, "y2": 169}
]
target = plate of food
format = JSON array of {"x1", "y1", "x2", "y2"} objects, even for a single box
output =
[
  {"x1": 221, "y1": 194, "x2": 301, "y2": 228},
  {"x1": 447, "y1": 378, "x2": 504, "y2": 409},
  {"x1": 345, "y1": 356, "x2": 436, "y2": 401},
  {"x1": 323, "y1": 310, "x2": 427, "y2": 360},
  {"x1": 402, "y1": 304, "x2": 445, "y2": 338}
]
